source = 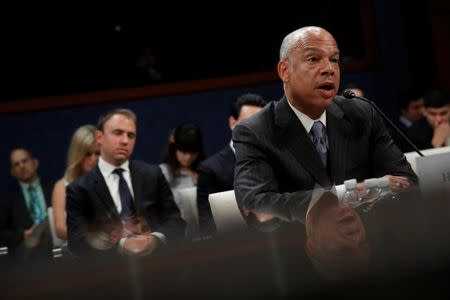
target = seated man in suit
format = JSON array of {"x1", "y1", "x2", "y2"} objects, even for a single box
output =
[
  {"x1": 233, "y1": 26, "x2": 417, "y2": 223},
  {"x1": 407, "y1": 88, "x2": 450, "y2": 150},
  {"x1": 197, "y1": 93, "x2": 267, "y2": 236},
  {"x1": 340, "y1": 82, "x2": 365, "y2": 97},
  {"x1": 0, "y1": 148, "x2": 53, "y2": 263},
  {"x1": 66, "y1": 108, "x2": 185, "y2": 257},
  {"x1": 391, "y1": 88, "x2": 424, "y2": 152}
]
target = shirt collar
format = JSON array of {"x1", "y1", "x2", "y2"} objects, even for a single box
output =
[
  {"x1": 399, "y1": 116, "x2": 413, "y2": 128},
  {"x1": 19, "y1": 177, "x2": 40, "y2": 190},
  {"x1": 229, "y1": 140, "x2": 235, "y2": 155},
  {"x1": 98, "y1": 157, "x2": 130, "y2": 177},
  {"x1": 287, "y1": 99, "x2": 327, "y2": 133}
]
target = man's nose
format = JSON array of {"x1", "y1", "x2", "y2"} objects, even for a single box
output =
[
  {"x1": 120, "y1": 134, "x2": 129, "y2": 144},
  {"x1": 320, "y1": 59, "x2": 335, "y2": 76}
]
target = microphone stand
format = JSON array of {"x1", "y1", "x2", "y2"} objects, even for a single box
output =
[{"x1": 342, "y1": 90, "x2": 424, "y2": 157}]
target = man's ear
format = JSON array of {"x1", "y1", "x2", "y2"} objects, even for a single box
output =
[
  {"x1": 278, "y1": 60, "x2": 290, "y2": 83},
  {"x1": 95, "y1": 130, "x2": 103, "y2": 144},
  {"x1": 229, "y1": 116, "x2": 237, "y2": 130}
]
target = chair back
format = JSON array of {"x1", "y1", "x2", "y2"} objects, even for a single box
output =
[
  {"x1": 208, "y1": 190, "x2": 247, "y2": 233},
  {"x1": 47, "y1": 207, "x2": 65, "y2": 248}
]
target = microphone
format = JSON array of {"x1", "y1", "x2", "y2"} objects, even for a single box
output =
[{"x1": 342, "y1": 89, "x2": 424, "y2": 157}]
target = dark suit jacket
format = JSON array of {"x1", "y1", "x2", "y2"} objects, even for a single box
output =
[
  {"x1": 406, "y1": 117, "x2": 434, "y2": 150},
  {"x1": 196, "y1": 145, "x2": 235, "y2": 235},
  {"x1": 391, "y1": 118, "x2": 414, "y2": 153},
  {"x1": 0, "y1": 179, "x2": 53, "y2": 261},
  {"x1": 233, "y1": 96, "x2": 418, "y2": 222},
  {"x1": 66, "y1": 160, "x2": 185, "y2": 257}
]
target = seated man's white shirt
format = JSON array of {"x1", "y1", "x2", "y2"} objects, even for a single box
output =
[{"x1": 98, "y1": 158, "x2": 166, "y2": 250}]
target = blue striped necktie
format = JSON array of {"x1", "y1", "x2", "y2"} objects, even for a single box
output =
[{"x1": 310, "y1": 121, "x2": 328, "y2": 168}]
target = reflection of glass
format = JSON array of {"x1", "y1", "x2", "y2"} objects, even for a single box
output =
[
  {"x1": 361, "y1": 178, "x2": 381, "y2": 203},
  {"x1": 306, "y1": 191, "x2": 370, "y2": 281},
  {"x1": 357, "y1": 177, "x2": 395, "y2": 213},
  {"x1": 342, "y1": 179, "x2": 360, "y2": 207}
]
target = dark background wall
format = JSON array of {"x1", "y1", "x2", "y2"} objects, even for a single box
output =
[{"x1": 1, "y1": 0, "x2": 448, "y2": 191}]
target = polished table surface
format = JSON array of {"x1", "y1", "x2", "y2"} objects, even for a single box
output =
[{"x1": 2, "y1": 186, "x2": 450, "y2": 299}]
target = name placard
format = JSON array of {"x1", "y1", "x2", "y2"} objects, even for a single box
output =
[{"x1": 416, "y1": 152, "x2": 450, "y2": 196}]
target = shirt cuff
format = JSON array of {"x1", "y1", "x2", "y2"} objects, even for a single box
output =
[
  {"x1": 335, "y1": 184, "x2": 346, "y2": 201},
  {"x1": 151, "y1": 232, "x2": 166, "y2": 245},
  {"x1": 117, "y1": 237, "x2": 127, "y2": 254}
]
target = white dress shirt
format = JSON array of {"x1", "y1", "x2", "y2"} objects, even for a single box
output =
[
  {"x1": 98, "y1": 157, "x2": 165, "y2": 247},
  {"x1": 98, "y1": 158, "x2": 134, "y2": 214},
  {"x1": 286, "y1": 99, "x2": 346, "y2": 199}
]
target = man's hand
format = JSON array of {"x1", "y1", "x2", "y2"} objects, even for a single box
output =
[
  {"x1": 122, "y1": 216, "x2": 152, "y2": 237},
  {"x1": 432, "y1": 122, "x2": 450, "y2": 148},
  {"x1": 355, "y1": 175, "x2": 410, "y2": 193},
  {"x1": 242, "y1": 207, "x2": 275, "y2": 223},
  {"x1": 385, "y1": 175, "x2": 410, "y2": 191},
  {"x1": 23, "y1": 225, "x2": 40, "y2": 248},
  {"x1": 122, "y1": 234, "x2": 159, "y2": 256}
]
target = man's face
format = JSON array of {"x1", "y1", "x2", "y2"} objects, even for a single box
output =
[
  {"x1": 306, "y1": 196, "x2": 369, "y2": 278},
  {"x1": 229, "y1": 105, "x2": 263, "y2": 130},
  {"x1": 424, "y1": 105, "x2": 450, "y2": 128},
  {"x1": 10, "y1": 149, "x2": 39, "y2": 183},
  {"x1": 96, "y1": 114, "x2": 136, "y2": 166},
  {"x1": 278, "y1": 29, "x2": 340, "y2": 118},
  {"x1": 402, "y1": 98, "x2": 424, "y2": 122},
  {"x1": 309, "y1": 202, "x2": 367, "y2": 252}
]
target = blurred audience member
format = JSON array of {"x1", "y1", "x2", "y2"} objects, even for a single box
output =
[
  {"x1": 0, "y1": 148, "x2": 53, "y2": 263},
  {"x1": 51, "y1": 125, "x2": 99, "y2": 241},
  {"x1": 341, "y1": 82, "x2": 365, "y2": 97},
  {"x1": 392, "y1": 88, "x2": 425, "y2": 152},
  {"x1": 397, "y1": 89, "x2": 425, "y2": 130},
  {"x1": 407, "y1": 88, "x2": 450, "y2": 149},
  {"x1": 66, "y1": 109, "x2": 184, "y2": 257},
  {"x1": 197, "y1": 93, "x2": 267, "y2": 236},
  {"x1": 159, "y1": 122, "x2": 205, "y2": 215}
]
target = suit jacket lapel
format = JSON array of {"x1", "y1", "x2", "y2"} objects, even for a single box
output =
[
  {"x1": 15, "y1": 185, "x2": 33, "y2": 227},
  {"x1": 327, "y1": 101, "x2": 348, "y2": 185},
  {"x1": 274, "y1": 97, "x2": 331, "y2": 187},
  {"x1": 129, "y1": 161, "x2": 142, "y2": 212},
  {"x1": 93, "y1": 166, "x2": 118, "y2": 214}
]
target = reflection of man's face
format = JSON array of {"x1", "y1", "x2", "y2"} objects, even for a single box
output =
[{"x1": 306, "y1": 192, "x2": 369, "y2": 279}]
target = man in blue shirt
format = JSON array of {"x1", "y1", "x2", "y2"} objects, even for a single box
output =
[{"x1": 0, "y1": 148, "x2": 53, "y2": 263}]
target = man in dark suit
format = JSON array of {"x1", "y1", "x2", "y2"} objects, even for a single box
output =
[
  {"x1": 406, "y1": 88, "x2": 450, "y2": 150},
  {"x1": 233, "y1": 26, "x2": 417, "y2": 222},
  {"x1": 66, "y1": 108, "x2": 185, "y2": 257},
  {"x1": 391, "y1": 88, "x2": 424, "y2": 152},
  {"x1": 0, "y1": 148, "x2": 53, "y2": 263},
  {"x1": 197, "y1": 93, "x2": 267, "y2": 236}
]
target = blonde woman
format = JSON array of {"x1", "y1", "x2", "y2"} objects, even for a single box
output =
[{"x1": 51, "y1": 125, "x2": 100, "y2": 240}]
